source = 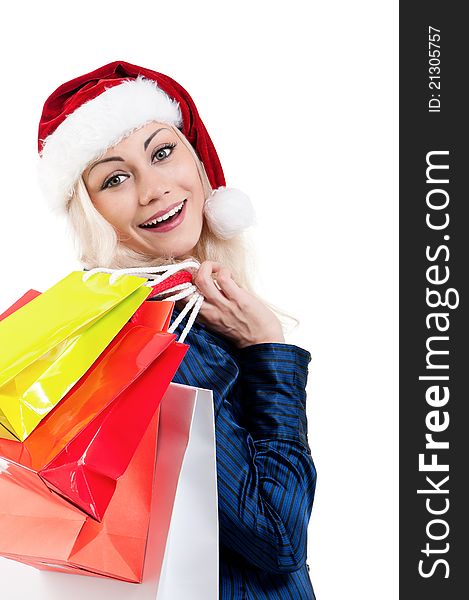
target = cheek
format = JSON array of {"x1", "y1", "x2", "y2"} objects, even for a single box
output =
[
  {"x1": 187, "y1": 186, "x2": 205, "y2": 222},
  {"x1": 93, "y1": 198, "x2": 134, "y2": 231},
  {"x1": 175, "y1": 154, "x2": 205, "y2": 198},
  {"x1": 93, "y1": 199, "x2": 116, "y2": 223}
]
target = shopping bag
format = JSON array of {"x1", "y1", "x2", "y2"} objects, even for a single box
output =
[
  {"x1": 39, "y1": 335, "x2": 187, "y2": 520},
  {"x1": 0, "y1": 299, "x2": 187, "y2": 521},
  {"x1": 147, "y1": 383, "x2": 219, "y2": 599},
  {"x1": 0, "y1": 412, "x2": 160, "y2": 583},
  {"x1": 0, "y1": 289, "x2": 41, "y2": 320},
  {"x1": 0, "y1": 272, "x2": 151, "y2": 441},
  {"x1": 0, "y1": 382, "x2": 218, "y2": 596}
]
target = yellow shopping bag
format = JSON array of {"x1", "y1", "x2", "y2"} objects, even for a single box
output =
[{"x1": 0, "y1": 271, "x2": 151, "y2": 441}]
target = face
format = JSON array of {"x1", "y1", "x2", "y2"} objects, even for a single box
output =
[{"x1": 83, "y1": 121, "x2": 206, "y2": 259}]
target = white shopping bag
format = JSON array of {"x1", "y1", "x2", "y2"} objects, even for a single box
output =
[
  {"x1": 155, "y1": 385, "x2": 219, "y2": 599},
  {"x1": 0, "y1": 383, "x2": 218, "y2": 600}
]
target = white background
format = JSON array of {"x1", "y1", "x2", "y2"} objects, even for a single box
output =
[{"x1": 1, "y1": 1, "x2": 398, "y2": 598}]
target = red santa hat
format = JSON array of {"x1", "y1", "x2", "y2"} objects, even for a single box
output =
[{"x1": 37, "y1": 60, "x2": 255, "y2": 239}]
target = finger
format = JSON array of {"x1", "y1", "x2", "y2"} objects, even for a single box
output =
[
  {"x1": 206, "y1": 263, "x2": 231, "y2": 293},
  {"x1": 194, "y1": 261, "x2": 229, "y2": 304},
  {"x1": 200, "y1": 262, "x2": 241, "y2": 297},
  {"x1": 212, "y1": 267, "x2": 242, "y2": 302}
]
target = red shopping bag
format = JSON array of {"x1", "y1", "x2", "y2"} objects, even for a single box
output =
[{"x1": 39, "y1": 336, "x2": 187, "y2": 520}]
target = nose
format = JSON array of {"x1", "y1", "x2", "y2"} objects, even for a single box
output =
[{"x1": 137, "y1": 170, "x2": 172, "y2": 206}]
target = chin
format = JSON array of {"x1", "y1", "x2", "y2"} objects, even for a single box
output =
[
  {"x1": 164, "y1": 230, "x2": 203, "y2": 259},
  {"x1": 151, "y1": 239, "x2": 201, "y2": 260},
  {"x1": 128, "y1": 225, "x2": 202, "y2": 260}
]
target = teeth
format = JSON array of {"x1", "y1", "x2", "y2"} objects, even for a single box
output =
[{"x1": 141, "y1": 200, "x2": 185, "y2": 227}]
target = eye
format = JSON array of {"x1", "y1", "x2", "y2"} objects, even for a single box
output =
[
  {"x1": 152, "y1": 142, "x2": 176, "y2": 162},
  {"x1": 102, "y1": 173, "x2": 129, "y2": 190}
]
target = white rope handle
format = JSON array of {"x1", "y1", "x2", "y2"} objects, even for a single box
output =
[
  {"x1": 82, "y1": 259, "x2": 201, "y2": 285},
  {"x1": 82, "y1": 260, "x2": 204, "y2": 342}
]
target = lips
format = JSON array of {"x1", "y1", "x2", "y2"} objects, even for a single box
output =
[
  {"x1": 138, "y1": 199, "x2": 187, "y2": 233},
  {"x1": 139, "y1": 198, "x2": 187, "y2": 229}
]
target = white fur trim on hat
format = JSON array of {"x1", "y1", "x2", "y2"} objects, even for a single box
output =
[
  {"x1": 204, "y1": 187, "x2": 257, "y2": 239},
  {"x1": 37, "y1": 76, "x2": 182, "y2": 214}
]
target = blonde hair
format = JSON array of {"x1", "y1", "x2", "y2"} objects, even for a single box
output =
[{"x1": 67, "y1": 124, "x2": 253, "y2": 290}]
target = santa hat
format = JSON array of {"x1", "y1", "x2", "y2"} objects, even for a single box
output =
[{"x1": 37, "y1": 60, "x2": 255, "y2": 239}]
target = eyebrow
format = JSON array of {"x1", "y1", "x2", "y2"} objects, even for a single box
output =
[{"x1": 87, "y1": 127, "x2": 170, "y2": 175}]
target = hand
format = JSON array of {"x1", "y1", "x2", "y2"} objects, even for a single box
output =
[{"x1": 184, "y1": 261, "x2": 285, "y2": 349}]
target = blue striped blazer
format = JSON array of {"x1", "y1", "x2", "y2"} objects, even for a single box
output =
[{"x1": 166, "y1": 304, "x2": 317, "y2": 599}]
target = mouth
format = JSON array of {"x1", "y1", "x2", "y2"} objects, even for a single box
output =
[{"x1": 138, "y1": 199, "x2": 187, "y2": 233}]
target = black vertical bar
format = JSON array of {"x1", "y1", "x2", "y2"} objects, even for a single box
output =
[{"x1": 400, "y1": 3, "x2": 467, "y2": 598}]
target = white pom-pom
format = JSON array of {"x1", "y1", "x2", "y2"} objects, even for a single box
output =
[{"x1": 203, "y1": 187, "x2": 256, "y2": 239}]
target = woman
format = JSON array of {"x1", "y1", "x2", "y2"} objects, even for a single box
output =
[{"x1": 38, "y1": 60, "x2": 317, "y2": 599}]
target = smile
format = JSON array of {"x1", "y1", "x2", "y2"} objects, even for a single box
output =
[
  {"x1": 138, "y1": 199, "x2": 187, "y2": 233},
  {"x1": 139, "y1": 199, "x2": 186, "y2": 228}
]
